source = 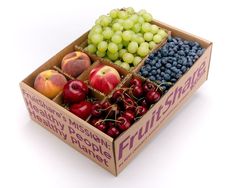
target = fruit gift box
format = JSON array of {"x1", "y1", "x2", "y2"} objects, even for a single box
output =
[{"x1": 19, "y1": 8, "x2": 212, "y2": 176}]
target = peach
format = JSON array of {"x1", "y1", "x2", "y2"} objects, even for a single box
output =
[
  {"x1": 34, "y1": 70, "x2": 67, "y2": 99},
  {"x1": 61, "y1": 51, "x2": 91, "y2": 78}
]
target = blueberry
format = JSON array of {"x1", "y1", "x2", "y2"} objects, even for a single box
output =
[
  {"x1": 160, "y1": 85, "x2": 167, "y2": 91},
  {"x1": 181, "y1": 66, "x2": 187, "y2": 73},
  {"x1": 173, "y1": 61, "x2": 177, "y2": 66},
  {"x1": 149, "y1": 72, "x2": 152, "y2": 76},
  {"x1": 175, "y1": 37, "x2": 182, "y2": 42},
  {"x1": 160, "y1": 72, "x2": 165, "y2": 76},
  {"x1": 148, "y1": 54, "x2": 155, "y2": 60},
  {"x1": 184, "y1": 40, "x2": 189, "y2": 45},
  {"x1": 155, "y1": 62, "x2": 161, "y2": 68},
  {"x1": 140, "y1": 67, "x2": 146, "y2": 72},
  {"x1": 171, "y1": 78, "x2": 177, "y2": 82},
  {"x1": 189, "y1": 41, "x2": 195, "y2": 47},
  {"x1": 156, "y1": 69, "x2": 161, "y2": 74},
  {"x1": 157, "y1": 52, "x2": 162, "y2": 58},
  {"x1": 173, "y1": 46, "x2": 178, "y2": 52},
  {"x1": 171, "y1": 72, "x2": 176, "y2": 78},
  {"x1": 175, "y1": 73, "x2": 182, "y2": 79},
  {"x1": 167, "y1": 69, "x2": 172, "y2": 75},
  {"x1": 151, "y1": 70, "x2": 157, "y2": 75},
  {"x1": 178, "y1": 41, "x2": 184, "y2": 46},
  {"x1": 176, "y1": 64, "x2": 182, "y2": 69},
  {"x1": 149, "y1": 60, "x2": 156, "y2": 66},
  {"x1": 149, "y1": 76, "x2": 156, "y2": 81},
  {"x1": 164, "y1": 74, "x2": 171, "y2": 81},
  {"x1": 156, "y1": 75, "x2": 162, "y2": 80},
  {"x1": 161, "y1": 58, "x2": 167, "y2": 65},
  {"x1": 162, "y1": 50, "x2": 168, "y2": 57},
  {"x1": 194, "y1": 42, "x2": 200, "y2": 47},
  {"x1": 172, "y1": 67, "x2": 179, "y2": 73},
  {"x1": 197, "y1": 49, "x2": 205, "y2": 56},
  {"x1": 173, "y1": 38, "x2": 178, "y2": 43},
  {"x1": 145, "y1": 58, "x2": 151, "y2": 64},
  {"x1": 166, "y1": 63, "x2": 172, "y2": 68},
  {"x1": 178, "y1": 50, "x2": 185, "y2": 56},
  {"x1": 142, "y1": 71, "x2": 148, "y2": 76},
  {"x1": 160, "y1": 67, "x2": 165, "y2": 71}
]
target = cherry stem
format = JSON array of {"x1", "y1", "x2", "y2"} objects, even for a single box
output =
[{"x1": 96, "y1": 119, "x2": 122, "y2": 124}]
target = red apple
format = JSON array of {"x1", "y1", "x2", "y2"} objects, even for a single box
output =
[{"x1": 89, "y1": 65, "x2": 121, "y2": 94}]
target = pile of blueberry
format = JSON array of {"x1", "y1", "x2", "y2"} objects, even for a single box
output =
[{"x1": 138, "y1": 36, "x2": 205, "y2": 92}]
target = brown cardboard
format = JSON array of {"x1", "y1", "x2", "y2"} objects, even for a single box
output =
[{"x1": 20, "y1": 19, "x2": 212, "y2": 176}]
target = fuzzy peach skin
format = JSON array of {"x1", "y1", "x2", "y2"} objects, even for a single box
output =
[
  {"x1": 61, "y1": 51, "x2": 91, "y2": 78},
  {"x1": 34, "y1": 70, "x2": 67, "y2": 99},
  {"x1": 89, "y1": 65, "x2": 121, "y2": 94}
]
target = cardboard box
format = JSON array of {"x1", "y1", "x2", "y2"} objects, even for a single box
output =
[{"x1": 19, "y1": 19, "x2": 212, "y2": 176}]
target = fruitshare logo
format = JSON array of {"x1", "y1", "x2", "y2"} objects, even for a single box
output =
[{"x1": 118, "y1": 61, "x2": 207, "y2": 161}]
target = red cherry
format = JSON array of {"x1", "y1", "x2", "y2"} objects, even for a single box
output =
[
  {"x1": 122, "y1": 110, "x2": 135, "y2": 123},
  {"x1": 63, "y1": 80, "x2": 88, "y2": 104},
  {"x1": 130, "y1": 77, "x2": 142, "y2": 87},
  {"x1": 123, "y1": 97, "x2": 135, "y2": 107},
  {"x1": 132, "y1": 85, "x2": 144, "y2": 98},
  {"x1": 111, "y1": 89, "x2": 124, "y2": 103},
  {"x1": 116, "y1": 116, "x2": 131, "y2": 131},
  {"x1": 102, "y1": 100, "x2": 111, "y2": 110},
  {"x1": 91, "y1": 102, "x2": 103, "y2": 117},
  {"x1": 143, "y1": 82, "x2": 156, "y2": 93},
  {"x1": 146, "y1": 90, "x2": 161, "y2": 104},
  {"x1": 125, "y1": 105, "x2": 136, "y2": 111},
  {"x1": 139, "y1": 98, "x2": 149, "y2": 108},
  {"x1": 136, "y1": 106, "x2": 148, "y2": 116},
  {"x1": 89, "y1": 117, "x2": 101, "y2": 126},
  {"x1": 69, "y1": 101, "x2": 92, "y2": 120},
  {"x1": 106, "y1": 126, "x2": 120, "y2": 138},
  {"x1": 95, "y1": 122, "x2": 107, "y2": 132},
  {"x1": 106, "y1": 121, "x2": 115, "y2": 127}
]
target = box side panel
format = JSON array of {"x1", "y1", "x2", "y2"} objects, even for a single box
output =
[
  {"x1": 114, "y1": 43, "x2": 212, "y2": 175},
  {"x1": 20, "y1": 83, "x2": 116, "y2": 175}
]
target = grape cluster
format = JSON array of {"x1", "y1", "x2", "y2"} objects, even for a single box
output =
[
  {"x1": 139, "y1": 36, "x2": 205, "y2": 92},
  {"x1": 84, "y1": 8, "x2": 168, "y2": 70}
]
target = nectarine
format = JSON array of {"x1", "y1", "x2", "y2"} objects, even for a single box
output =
[
  {"x1": 61, "y1": 51, "x2": 91, "y2": 78},
  {"x1": 34, "y1": 70, "x2": 67, "y2": 99}
]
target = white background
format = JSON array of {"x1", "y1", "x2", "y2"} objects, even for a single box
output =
[{"x1": 0, "y1": 0, "x2": 234, "y2": 187}]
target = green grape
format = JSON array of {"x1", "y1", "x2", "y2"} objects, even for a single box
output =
[
  {"x1": 149, "y1": 41, "x2": 157, "y2": 49},
  {"x1": 123, "y1": 19, "x2": 134, "y2": 30},
  {"x1": 138, "y1": 9, "x2": 147, "y2": 16},
  {"x1": 126, "y1": 7, "x2": 135, "y2": 14},
  {"x1": 123, "y1": 53, "x2": 134, "y2": 64},
  {"x1": 87, "y1": 38, "x2": 92, "y2": 44},
  {"x1": 117, "y1": 19, "x2": 124, "y2": 25},
  {"x1": 138, "y1": 16, "x2": 145, "y2": 24},
  {"x1": 127, "y1": 41, "x2": 138, "y2": 53},
  {"x1": 144, "y1": 32, "x2": 153, "y2": 41},
  {"x1": 153, "y1": 34, "x2": 162, "y2": 43},
  {"x1": 112, "y1": 22, "x2": 123, "y2": 31},
  {"x1": 91, "y1": 25, "x2": 102, "y2": 34},
  {"x1": 97, "y1": 41, "x2": 108, "y2": 52},
  {"x1": 137, "y1": 46, "x2": 149, "y2": 57},
  {"x1": 108, "y1": 42, "x2": 118, "y2": 53},
  {"x1": 137, "y1": 33, "x2": 143, "y2": 37},
  {"x1": 111, "y1": 34, "x2": 122, "y2": 44},
  {"x1": 136, "y1": 36, "x2": 145, "y2": 44},
  {"x1": 110, "y1": 9, "x2": 118, "y2": 19},
  {"x1": 158, "y1": 29, "x2": 168, "y2": 38},
  {"x1": 96, "y1": 50, "x2": 106, "y2": 57},
  {"x1": 118, "y1": 43, "x2": 123, "y2": 50},
  {"x1": 95, "y1": 18, "x2": 101, "y2": 25},
  {"x1": 141, "y1": 22, "x2": 151, "y2": 32},
  {"x1": 91, "y1": 33, "x2": 103, "y2": 44},
  {"x1": 151, "y1": 25, "x2": 159, "y2": 34},
  {"x1": 119, "y1": 49, "x2": 127, "y2": 58},
  {"x1": 100, "y1": 16, "x2": 112, "y2": 27},
  {"x1": 114, "y1": 60, "x2": 122, "y2": 66},
  {"x1": 132, "y1": 34, "x2": 139, "y2": 43},
  {"x1": 132, "y1": 23, "x2": 141, "y2": 33},
  {"x1": 142, "y1": 13, "x2": 153, "y2": 22},
  {"x1": 122, "y1": 40, "x2": 129, "y2": 47},
  {"x1": 122, "y1": 30, "x2": 132, "y2": 41},
  {"x1": 118, "y1": 10, "x2": 128, "y2": 19},
  {"x1": 140, "y1": 42, "x2": 149, "y2": 48},
  {"x1": 87, "y1": 44, "x2": 96, "y2": 53},
  {"x1": 107, "y1": 51, "x2": 118, "y2": 61},
  {"x1": 102, "y1": 28, "x2": 113, "y2": 40},
  {"x1": 133, "y1": 56, "x2": 142, "y2": 66},
  {"x1": 120, "y1": 62, "x2": 131, "y2": 70},
  {"x1": 130, "y1": 14, "x2": 138, "y2": 23},
  {"x1": 115, "y1": 31, "x2": 122, "y2": 35}
]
